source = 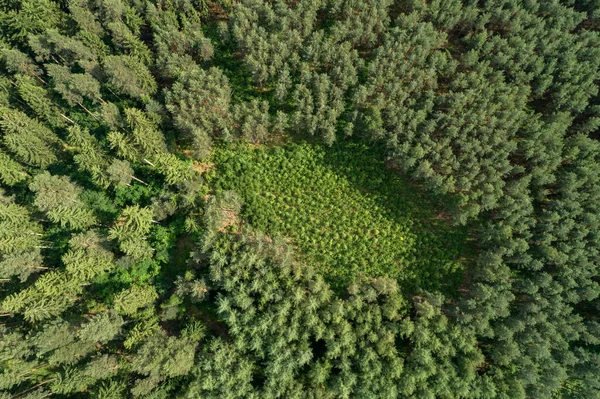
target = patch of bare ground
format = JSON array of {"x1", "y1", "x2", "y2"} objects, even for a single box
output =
[{"x1": 192, "y1": 161, "x2": 215, "y2": 174}]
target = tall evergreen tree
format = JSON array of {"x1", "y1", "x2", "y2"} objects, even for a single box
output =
[
  {"x1": 0, "y1": 108, "x2": 60, "y2": 168},
  {"x1": 29, "y1": 172, "x2": 97, "y2": 229}
]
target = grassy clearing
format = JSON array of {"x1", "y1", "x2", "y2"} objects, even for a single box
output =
[{"x1": 209, "y1": 140, "x2": 469, "y2": 292}]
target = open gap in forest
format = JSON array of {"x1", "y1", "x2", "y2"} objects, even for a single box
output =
[{"x1": 208, "y1": 138, "x2": 469, "y2": 294}]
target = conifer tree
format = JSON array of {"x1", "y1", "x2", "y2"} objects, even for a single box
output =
[
  {"x1": 0, "y1": 327, "x2": 40, "y2": 391},
  {"x1": 107, "y1": 130, "x2": 142, "y2": 162},
  {"x1": 107, "y1": 21, "x2": 152, "y2": 64},
  {"x1": 130, "y1": 329, "x2": 198, "y2": 396},
  {"x1": 2, "y1": 231, "x2": 114, "y2": 322},
  {"x1": 1, "y1": 0, "x2": 63, "y2": 44},
  {"x1": 109, "y1": 205, "x2": 155, "y2": 259},
  {"x1": 152, "y1": 152, "x2": 193, "y2": 185},
  {"x1": 14, "y1": 74, "x2": 65, "y2": 128},
  {"x1": 0, "y1": 47, "x2": 44, "y2": 82},
  {"x1": 46, "y1": 64, "x2": 102, "y2": 107},
  {"x1": 68, "y1": 0, "x2": 104, "y2": 34},
  {"x1": 103, "y1": 55, "x2": 157, "y2": 100},
  {"x1": 113, "y1": 284, "x2": 158, "y2": 316},
  {"x1": 164, "y1": 66, "x2": 231, "y2": 157},
  {"x1": 0, "y1": 1, "x2": 598, "y2": 398},
  {"x1": 29, "y1": 172, "x2": 97, "y2": 229},
  {"x1": 67, "y1": 125, "x2": 111, "y2": 188},
  {"x1": 0, "y1": 201, "x2": 43, "y2": 254},
  {"x1": 28, "y1": 29, "x2": 99, "y2": 74},
  {"x1": 0, "y1": 249, "x2": 46, "y2": 283},
  {"x1": 124, "y1": 107, "x2": 167, "y2": 155},
  {"x1": 107, "y1": 158, "x2": 134, "y2": 187},
  {"x1": 0, "y1": 108, "x2": 59, "y2": 168},
  {"x1": 0, "y1": 150, "x2": 28, "y2": 185}
]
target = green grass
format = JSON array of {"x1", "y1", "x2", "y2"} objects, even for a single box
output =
[{"x1": 209, "y1": 139, "x2": 469, "y2": 292}]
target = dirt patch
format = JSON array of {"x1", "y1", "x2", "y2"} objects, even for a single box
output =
[
  {"x1": 217, "y1": 207, "x2": 239, "y2": 232},
  {"x1": 192, "y1": 161, "x2": 215, "y2": 174}
]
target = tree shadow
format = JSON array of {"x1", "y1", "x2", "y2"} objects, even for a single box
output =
[{"x1": 306, "y1": 138, "x2": 471, "y2": 295}]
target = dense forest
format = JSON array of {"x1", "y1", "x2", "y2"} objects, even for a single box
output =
[{"x1": 0, "y1": 0, "x2": 599, "y2": 398}]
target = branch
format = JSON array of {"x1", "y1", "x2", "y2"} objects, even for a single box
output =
[{"x1": 13, "y1": 378, "x2": 57, "y2": 399}]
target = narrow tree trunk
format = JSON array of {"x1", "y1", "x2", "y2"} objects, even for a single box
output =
[
  {"x1": 130, "y1": 175, "x2": 149, "y2": 185},
  {"x1": 60, "y1": 113, "x2": 76, "y2": 124},
  {"x1": 77, "y1": 101, "x2": 100, "y2": 121},
  {"x1": 13, "y1": 378, "x2": 57, "y2": 399}
]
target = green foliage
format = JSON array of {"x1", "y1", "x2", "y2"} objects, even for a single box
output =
[
  {"x1": 0, "y1": 108, "x2": 59, "y2": 168},
  {"x1": 113, "y1": 284, "x2": 158, "y2": 316},
  {"x1": 109, "y1": 205, "x2": 155, "y2": 259},
  {"x1": 14, "y1": 74, "x2": 65, "y2": 128},
  {"x1": 0, "y1": 1, "x2": 599, "y2": 398},
  {"x1": 107, "y1": 158, "x2": 134, "y2": 187},
  {"x1": 0, "y1": 201, "x2": 43, "y2": 254},
  {"x1": 203, "y1": 190, "x2": 242, "y2": 239},
  {"x1": 103, "y1": 55, "x2": 157, "y2": 100},
  {"x1": 109, "y1": 205, "x2": 154, "y2": 238},
  {"x1": 0, "y1": 249, "x2": 45, "y2": 283},
  {"x1": 0, "y1": 47, "x2": 43, "y2": 79},
  {"x1": 132, "y1": 330, "x2": 198, "y2": 382},
  {"x1": 46, "y1": 64, "x2": 102, "y2": 106},
  {"x1": 29, "y1": 29, "x2": 99, "y2": 73},
  {"x1": 67, "y1": 125, "x2": 112, "y2": 188},
  {"x1": 125, "y1": 107, "x2": 167, "y2": 156},
  {"x1": 0, "y1": 150, "x2": 28, "y2": 185},
  {"x1": 212, "y1": 141, "x2": 467, "y2": 290},
  {"x1": 29, "y1": 172, "x2": 97, "y2": 229},
  {"x1": 164, "y1": 66, "x2": 231, "y2": 158},
  {"x1": 318, "y1": 277, "x2": 410, "y2": 397},
  {"x1": 1, "y1": 0, "x2": 63, "y2": 44},
  {"x1": 1, "y1": 230, "x2": 113, "y2": 322}
]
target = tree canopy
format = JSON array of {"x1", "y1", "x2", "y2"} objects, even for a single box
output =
[{"x1": 0, "y1": 1, "x2": 599, "y2": 398}]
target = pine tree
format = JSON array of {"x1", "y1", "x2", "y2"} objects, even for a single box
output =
[
  {"x1": 0, "y1": 327, "x2": 40, "y2": 391},
  {"x1": 67, "y1": 0, "x2": 104, "y2": 34},
  {"x1": 164, "y1": 66, "x2": 231, "y2": 156},
  {"x1": 175, "y1": 271, "x2": 208, "y2": 302},
  {"x1": 15, "y1": 74, "x2": 65, "y2": 128},
  {"x1": 100, "y1": 102, "x2": 124, "y2": 130},
  {"x1": 0, "y1": 249, "x2": 46, "y2": 283},
  {"x1": 0, "y1": 201, "x2": 43, "y2": 254},
  {"x1": 152, "y1": 152, "x2": 192, "y2": 185},
  {"x1": 186, "y1": 339, "x2": 255, "y2": 399},
  {"x1": 46, "y1": 64, "x2": 102, "y2": 106},
  {"x1": 67, "y1": 125, "x2": 111, "y2": 188},
  {"x1": 109, "y1": 205, "x2": 155, "y2": 259},
  {"x1": 28, "y1": 29, "x2": 99, "y2": 73},
  {"x1": 1, "y1": 0, "x2": 63, "y2": 44},
  {"x1": 103, "y1": 55, "x2": 157, "y2": 100},
  {"x1": 107, "y1": 159, "x2": 134, "y2": 187},
  {"x1": 318, "y1": 277, "x2": 409, "y2": 397},
  {"x1": 0, "y1": 108, "x2": 59, "y2": 168},
  {"x1": 131, "y1": 329, "x2": 198, "y2": 384},
  {"x1": 124, "y1": 107, "x2": 167, "y2": 155},
  {"x1": 113, "y1": 284, "x2": 158, "y2": 316},
  {"x1": 1, "y1": 230, "x2": 113, "y2": 322},
  {"x1": 106, "y1": 21, "x2": 152, "y2": 64},
  {"x1": 107, "y1": 131, "x2": 142, "y2": 162},
  {"x1": 29, "y1": 172, "x2": 97, "y2": 229},
  {"x1": 0, "y1": 150, "x2": 28, "y2": 185},
  {"x1": 0, "y1": 47, "x2": 44, "y2": 81}
]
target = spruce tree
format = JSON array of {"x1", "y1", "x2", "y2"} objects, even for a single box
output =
[
  {"x1": 0, "y1": 108, "x2": 59, "y2": 168},
  {"x1": 29, "y1": 172, "x2": 97, "y2": 230},
  {"x1": 103, "y1": 55, "x2": 157, "y2": 100}
]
